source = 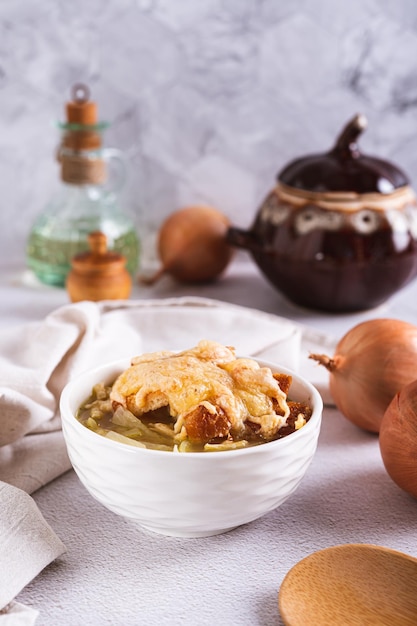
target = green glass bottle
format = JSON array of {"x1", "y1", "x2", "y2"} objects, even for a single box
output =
[{"x1": 26, "y1": 84, "x2": 140, "y2": 287}]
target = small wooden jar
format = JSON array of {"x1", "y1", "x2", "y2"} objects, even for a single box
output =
[{"x1": 66, "y1": 231, "x2": 132, "y2": 302}]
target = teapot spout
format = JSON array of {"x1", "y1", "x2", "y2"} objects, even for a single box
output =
[{"x1": 226, "y1": 226, "x2": 257, "y2": 251}]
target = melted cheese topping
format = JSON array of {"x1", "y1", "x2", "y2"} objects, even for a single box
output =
[{"x1": 110, "y1": 340, "x2": 290, "y2": 441}]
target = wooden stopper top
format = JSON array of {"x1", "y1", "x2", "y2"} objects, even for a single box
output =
[
  {"x1": 66, "y1": 84, "x2": 98, "y2": 126},
  {"x1": 61, "y1": 83, "x2": 102, "y2": 156}
]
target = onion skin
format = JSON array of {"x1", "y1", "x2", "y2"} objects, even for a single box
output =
[
  {"x1": 310, "y1": 319, "x2": 417, "y2": 433},
  {"x1": 144, "y1": 206, "x2": 234, "y2": 285},
  {"x1": 379, "y1": 380, "x2": 417, "y2": 499}
]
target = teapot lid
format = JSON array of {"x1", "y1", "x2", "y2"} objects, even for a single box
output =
[{"x1": 278, "y1": 114, "x2": 409, "y2": 194}]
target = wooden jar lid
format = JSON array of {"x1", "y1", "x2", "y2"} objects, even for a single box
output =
[
  {"x1": 71, "y1": 232, "x2": 126, "y2": 272},
  {"x1": 67, "y1": 232, "x2": 132, "y2": 302}
]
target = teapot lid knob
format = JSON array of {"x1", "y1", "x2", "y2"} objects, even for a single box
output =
[{"x1": 333, "y1": 114, "x2": 367, "y2": 158}]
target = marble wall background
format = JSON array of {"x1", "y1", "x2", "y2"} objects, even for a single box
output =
[{"x1": 2, "y1": 0, "x2": 417, "y2": 266}]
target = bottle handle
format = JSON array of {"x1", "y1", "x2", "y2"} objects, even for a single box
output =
[{"x1": 102, "y1": 148, "x2": 128, "y2": 195}]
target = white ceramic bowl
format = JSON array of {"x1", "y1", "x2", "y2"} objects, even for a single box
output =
[{"x1": 60, "y1": 358, "x2": 323, "y2": 538}]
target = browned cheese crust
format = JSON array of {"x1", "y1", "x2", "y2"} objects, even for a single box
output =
[{"x1": 110, "y1": 340, "x2": 292, "y2": 444}]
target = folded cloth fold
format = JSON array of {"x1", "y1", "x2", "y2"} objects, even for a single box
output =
[
  {"x1": 0, "y1": 601, "x2": 39, "y2": 626},
  {"x1": 0, "y1": 296, "x2": 304, "y2": 494},
  {"x1": 0, "y1": 482, "x2": 66, "y2": 617}
]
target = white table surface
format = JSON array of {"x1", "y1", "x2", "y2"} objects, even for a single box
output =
[{"x1": 3, "y1": 259, "x2": 417, "y2": 626}]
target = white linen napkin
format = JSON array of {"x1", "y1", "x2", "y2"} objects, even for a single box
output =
[
  {"x1": 0, "y1": 482, "x2": 66, "y2": 624},
  {"x1": 0, "y1": 296, "x2": 334, "y2": 624},
  {"x1": 0, "y1": 602, "x2": 39, "y2": 626},
  {"x1": 0, "y1": 296, "x2": 306, "y2": 493}
]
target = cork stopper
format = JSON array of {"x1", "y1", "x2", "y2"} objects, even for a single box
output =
[
  {"x1": 66, "y1": 231, "x2": 132, "y2": 302},
  {"x1": 66, "y1": 84, "x2": 98, "y2": 126},
  {"x1": 61, "y1": 84, "x2": 102, "y2": 153}
]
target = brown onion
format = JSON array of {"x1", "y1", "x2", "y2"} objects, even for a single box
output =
[
  {"x1": 379, "y1": 380, "x2": 417, "y2": 499},
  {"x1": 310, "y1": 319, "x2": 417, "y2": 433},
  {"x1": 142, "y1": 205, "x2": 234, "y2": 285}
]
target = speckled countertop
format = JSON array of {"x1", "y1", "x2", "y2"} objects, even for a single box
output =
[{"x1": 2, "y1": 259, "x2": 417, "y2": 626}]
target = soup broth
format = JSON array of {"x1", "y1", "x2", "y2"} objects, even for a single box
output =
[{"x1": 76, "y1": 381, "x2": 312, "y2": 453}]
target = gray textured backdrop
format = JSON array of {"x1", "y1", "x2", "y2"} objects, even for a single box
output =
[{"x1": 2, "y1": 0, "x2": 417, "y2": 266}]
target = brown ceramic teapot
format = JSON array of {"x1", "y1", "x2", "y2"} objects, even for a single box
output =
[{"x1": 227, "y1": 114, "x2": 417, "y2": 312}]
